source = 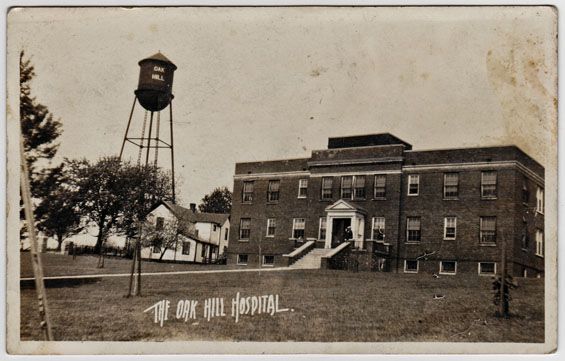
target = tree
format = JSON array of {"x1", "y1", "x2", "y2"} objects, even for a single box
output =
[
  {"x1": 68, "y1": 156, "x2": 173, "y2": 266},
  {"x1": 20, "y1": 51, "x2": 62, "y2": 178},
  {"x1": 34, "y1": 164, "x2": 82, "y2": 251},
  {"x1": 142, "y1": 217, "x2": 181, "y2": 261},
  {"x1": 20, "y1": 51, "x2": 63, "y2": 242},
  {"x1": 198, "y1": 187, "x2": 232, "y2": 213}
]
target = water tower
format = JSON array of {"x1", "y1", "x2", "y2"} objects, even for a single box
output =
[{"x1": 119, "y1": 52, "x2": 177, "y2": 202}]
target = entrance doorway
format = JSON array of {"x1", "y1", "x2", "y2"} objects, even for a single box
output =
[{"x1": 331, "y1": 218, "x2": 352, "y2": 247}]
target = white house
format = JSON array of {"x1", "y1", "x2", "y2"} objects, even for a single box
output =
[{"x1": 140, "y1": 201, "x2": 230, "y2": 263}]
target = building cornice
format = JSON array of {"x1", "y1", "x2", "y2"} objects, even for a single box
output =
[
  {"x1": 308, "y1": 156, "x2": 404, "y2": 167},
  {"x1": 402, "y1": 161, "x2": 544, "y2": 185},
  {"x1": 233, "y1": 160, "x2": 544, "y2": 185},
  {"x1": 234, "y1": 170, "x2": 310, "y2": 180}
]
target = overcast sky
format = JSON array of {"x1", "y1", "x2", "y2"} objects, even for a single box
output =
[{"x1": 8, "y1": 6, "x2": 557, "y2": 205}]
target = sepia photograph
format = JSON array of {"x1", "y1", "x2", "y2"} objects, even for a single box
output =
[{"x1": 5, "y1": 5, "x2": 558, "y2": 354}]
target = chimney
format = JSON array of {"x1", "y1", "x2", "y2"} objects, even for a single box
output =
[{"x1": 190, "y1": 203, "x2": 196, "y2": 212}]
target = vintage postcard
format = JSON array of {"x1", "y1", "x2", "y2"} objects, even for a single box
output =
[{"x1": 5, "y1": 6, "x2": 558, "y2": 355}]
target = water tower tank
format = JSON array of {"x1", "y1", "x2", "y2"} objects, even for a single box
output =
[{"x1": 135, "y1": 52, "x2": 177, "y2": 112}]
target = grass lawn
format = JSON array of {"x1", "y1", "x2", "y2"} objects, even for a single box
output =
[
  {"x1": 20, "y1": 252, "x2": 234, "y2": 278},
  {"x1": 20, "y1": 266, "x2": 544, "y2": 342}
]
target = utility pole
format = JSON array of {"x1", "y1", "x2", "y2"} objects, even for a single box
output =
[{"x1": 20, "y1": 135, "x2": 53, "y2": 340}]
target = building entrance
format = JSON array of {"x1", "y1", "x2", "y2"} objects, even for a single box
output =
[{"x1": 331, "y1": 217, "x2": 352, "y2": 247}]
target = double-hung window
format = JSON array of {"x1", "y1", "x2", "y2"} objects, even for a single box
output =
[
  {"x1": 321, "y1": 177, "x2": 333, "y2": 200},
  {"x1": 535, "y1": 229, "x2": 544, "y2": 257},
  {"x1": 242, "y1": 181, "x2": 254, "y2": 202},
  {"x1": 372, "y1": 217, "x2": 386, "y2": 241},
  {"x1": 408, "y1": 175, "x2": 420, "y2": 196},
  {"x1": 481, "y1": 171, "x2": 497, "y2": 198},
  {"x1": 298, "y1": 179, "x2": 308, "y2": 198},
  {"x1": 406, "y1": 217, "x2": 421, "y2": 242},
  {"x1": 341, "y1": 176, "x2": 353, "y2": 199},
  {"x1": 374, "y1": 175, "x2": 386, "y2": 199},
  {"x1": 443, "y1": 173, "x2": 459, "y2": 198},
  {"x1": 292, "y1": 218, "x2": 305, "y2": 239},
  {"x1": 353, "y1": 175, "x2": 366, "y2": 199},
  {"x1": 267, "y1": 180, "x2": 280, "y2": 202},
  {"x1": 444, "y1": 217, "x2": 457, "y2": 240},
  {"x1": 480, "y1": 216, "x2": 496, "y2": 244},
  {"x1": 318, "y1": 217, "x2": 327, "y2": 240},
  {"x1": 239, "y1": 218, "x2": 251, "y2": 240},
  {"x1": 266, "y1": 218, "x2": 276, "y2": 237},
  {"x1": 536, "y1": 187, "x2": 544, "y2": 213},
  {"x1": 522, "y1": 177, "x2": 530, "y2": 203}
]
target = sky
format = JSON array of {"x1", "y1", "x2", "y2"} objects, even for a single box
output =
[{"x1": 7, "y1": 6, "x2": 557, "y2": 206}]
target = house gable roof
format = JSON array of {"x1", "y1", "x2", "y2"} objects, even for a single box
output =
[{"x1": 151, "y1": 201, "x2": 229, "y2": 225}]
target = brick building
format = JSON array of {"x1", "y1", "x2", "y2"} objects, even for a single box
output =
[{"x1": 227, "y1": 133, "x2": 545, "y2": 277}]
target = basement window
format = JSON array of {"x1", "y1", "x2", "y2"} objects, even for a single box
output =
[
  {"x1": 237, "y1": 254, "x2": 248, "y2": 265},
  {"x1": 263, "y1": 255, "x2": 275, "y2": 267},
  {"x1": 439, "y1": 261, "x2": 457, "y2": 275},
  {"x1": 404, "y1": 260, "x2": 418, "y2": 273},
  {"x1": 478, "y1": 262, "x2": 496, "y2": 276}
]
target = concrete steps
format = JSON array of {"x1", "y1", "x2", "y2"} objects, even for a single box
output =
[{"x1": 290, "y1": 248, "x2": 331, "y2": 269}]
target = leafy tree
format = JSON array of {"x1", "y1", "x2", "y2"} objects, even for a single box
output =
[
  {"x1": 143, "y1": 217, "x2": 180, "y2": 261},
  {"x1": 34, "y1": 164, "x2": 82, "y2": 251},
  {"x1": 68, "y1": 156, "x2": 173, "y2": 266},
  {"x1": 198, "y1": 187, "x2": 232, "y2": 213}
]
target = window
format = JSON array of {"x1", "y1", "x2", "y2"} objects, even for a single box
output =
[
  {"x1": 266, "y1": 218, "x2": 276, "y2": 237},
  {"x1": 239, "y1": 218, "x2": 251, "y2": 240},
  {"x1": 374, "y1": 174, "x2": 386, "y2": 199},
  {"x1": 406, "y1": 217, "x2": 421, "y2": 242},
  {"x1": 372, "y1": 217, "x2": 385, "y2": 241},
  {"x1": 339, "y1": 175, "x2": 366, "y2": 199},
  {"x1": 318, "y1": 217, "x2": 327, "y2": 240},
  {"x1": 263, "y1": 255, "x2": 275, "y2": 267},
  {"x1": 341, "y1": 176, "x2": 353, "y2": 199},
  {"x1": 535, "y1": 229, "x2": 544, "y2": 257},
  {"x1": 224, "y1": 229, "x2": 229, "y2": 241},
  {"x1": 155, "y1": 217, "x2": 164, "y2": 231},
  {"x1": 237, "y1": 254, "x2": 248, "y2": 265},
  {"x1": 213, "y1": 225, "x2": 217, "y2": 232},
  {"x1": 292, "y1": 218, "x2": 305, "y2": 239},
  {"x1": 478, "y1": 262, "x2": 496, "y2": 276},
  {"x1": 353, "y1": 175, "x2": 366, "y2": 199},
  {"x1": 521, "y1": 233, "x2": 530, "y2": 251},
  {"x1": 481, "y1": 171, "x2": 497, "y2": 198},
  {"x1": 521, "y1": 220, "x2": 529, "y2": 250},
  {"x1": 522, "y1": 177, "x2": 530, "y2": 203},
  {"x1": 444, "y1": 217, "x2": 457, "y2": 240},
  {"x1": 152, "y1": 245, "x2": 161, "y2": 254},
  {"x1": 536, "y1": 187, "x2": 544, "y2": 213},
  {"x1": 480, "y1": 217, "x2": 497, "y2": 244},
  {"x1": 298, "y1": 179, "x2": 308, "y2": 198},
  {"x1": 242, "y1": 181, "x2": 254, "y2": 202},
  {"x1": 267, "y1": 180, "x2": 280, "y2": 202},
  {"x1": 321, "y1": 177, "x2": 333, "y2": 200},
  {"x1": 265, "y1": 180, "x2": 280, "y2": 202},
  {"x1": 443, "y1": 173, "x2": 459, "y2": 198},
  {"x1": 182, "y1": 241, "x2": 190, "y2": 255},
  {"x1": 201, "y1": 245, "x2": 207, "y2": 258},
  {"x1": 440, "y1": 261, "x2": 457, "y2": 275},
  {"x1": 408, "y1": 174, "x2": 419, "y2": 196},
  {"x1": 404, "y1": 260, "x2": 418, "y2": 273}
]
